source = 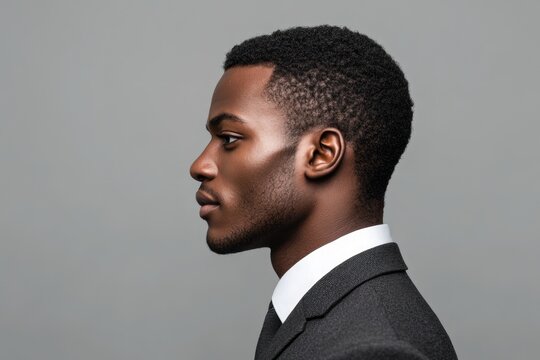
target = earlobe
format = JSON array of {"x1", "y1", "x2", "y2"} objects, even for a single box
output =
[{"x1": 305, "y1": 128, "x2": 346, "y2": 180}]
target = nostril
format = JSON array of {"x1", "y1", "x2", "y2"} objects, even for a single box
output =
[
  {"x1": 190, "y1": 163, "x2": 217, "y2": 182},
  {"x1": 194, "y1": 174, "x2": 206, "y2": 182}
]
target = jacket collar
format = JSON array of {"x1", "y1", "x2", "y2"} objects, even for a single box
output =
[{"x1": 259, "y1": 242, "x2": 408, "y2": 360}]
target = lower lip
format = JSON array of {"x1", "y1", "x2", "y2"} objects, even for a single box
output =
[{"x1": 199, "y1": 204, "x2": 219, "y2": 218}]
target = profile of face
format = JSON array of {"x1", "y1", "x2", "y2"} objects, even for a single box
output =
[{"x1": 189, "y1": 65, "x2": 310, "y2": 254}]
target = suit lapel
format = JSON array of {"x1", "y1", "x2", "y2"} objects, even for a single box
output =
[
  {"x1": 260, "y1": 243, "x2": 408, "y2": 360},
  {"x1": 259, "y1": 303, "x2": 307, "y2": 360}
]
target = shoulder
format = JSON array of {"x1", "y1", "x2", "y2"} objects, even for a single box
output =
[
  {"x1": 305, "y1": 271, "x2": 457, "y2": 359},
  {"x1": 320, "y1": 340, "x2": 430, "y2": 360}
]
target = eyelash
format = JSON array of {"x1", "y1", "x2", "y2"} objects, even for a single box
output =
[{"x1": 218, "y1": 134, "x2": 240, "y2": 146}]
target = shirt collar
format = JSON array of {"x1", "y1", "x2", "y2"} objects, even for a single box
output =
[{"x1": 271, "y1": 224, "x2": 393, "y2": 323}]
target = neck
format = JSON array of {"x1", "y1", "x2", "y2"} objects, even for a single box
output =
[
  {"x1": 269, "y1": 144, "x2": 384, "y2": 278},
  {"x1": 269, "y1": 210, "x2": 382, "y2": 278}
]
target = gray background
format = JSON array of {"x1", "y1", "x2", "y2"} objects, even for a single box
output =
[{"x1": 1, "y1": 1, "x2": 539, "y2": 359}]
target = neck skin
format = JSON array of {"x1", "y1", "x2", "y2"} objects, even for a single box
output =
[{"x1": 269, "y1": 146, "x2": 383, "y2": 278}]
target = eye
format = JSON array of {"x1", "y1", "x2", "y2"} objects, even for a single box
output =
[{"x1": 218, "y1": 134, "x2": 240, "y2": 146}]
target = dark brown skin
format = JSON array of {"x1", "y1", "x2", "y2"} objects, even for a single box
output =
[{"x1": 190, "y1": 65, "x2": 382, "y2": 278}]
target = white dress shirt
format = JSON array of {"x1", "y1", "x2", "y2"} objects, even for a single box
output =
[{"x1": 271, "y1": 224, "x2": 393, "y2": 323}]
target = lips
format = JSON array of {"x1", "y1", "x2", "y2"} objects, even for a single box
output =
[
  {"x1": 196, "y1": 190, "x2": 220, "y2": 219},
  {"x1": 196, "y1": 191, "x2": 220, "y2": 206},
  {"x1": 199, "y1": 204, "x2": 219, "y2": 218}
]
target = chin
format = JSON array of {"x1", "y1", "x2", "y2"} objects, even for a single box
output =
[
  {"x1": 206, "y1": 229, "x2": 263, "y2": 254},
  {"x1": 207, "y1": 238, "x2": 246, "y2": 254}
]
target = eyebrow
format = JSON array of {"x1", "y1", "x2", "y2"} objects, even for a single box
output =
[{"x1": 205, "y1": 113, "x2": 246, "y2": 132}]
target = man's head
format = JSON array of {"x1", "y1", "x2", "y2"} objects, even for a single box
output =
[{"x1": 190, "y1": 25, "x2": 413, "y2": 254}]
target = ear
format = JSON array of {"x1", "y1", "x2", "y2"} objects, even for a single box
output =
[{"x1": 304, "y1": 127, "x2": 346, "y2": 180}]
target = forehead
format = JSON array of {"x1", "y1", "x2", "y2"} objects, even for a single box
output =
[{"x1": 207, "y1": 65, "x2": 286, "y2": 134}]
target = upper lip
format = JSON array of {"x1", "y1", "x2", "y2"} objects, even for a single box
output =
[{"x1": 196, "y1": 191, "x2": 220, "y2": 206}]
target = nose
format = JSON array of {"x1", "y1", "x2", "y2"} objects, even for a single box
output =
[{"x1": 190, "y1": 147, "x2": 217, "y2": 182}]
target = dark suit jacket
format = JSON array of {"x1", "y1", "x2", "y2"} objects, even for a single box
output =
[{"x1": 255, "y1": 243, "x2": 457, "y2": 360}]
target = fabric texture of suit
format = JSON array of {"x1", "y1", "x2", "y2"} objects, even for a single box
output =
[{"x1": 254, "y1": 243, "x2": 457, "y2": 360}]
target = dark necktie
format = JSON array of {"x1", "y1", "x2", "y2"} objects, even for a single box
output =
[{"x1": 254, "y1": 301, "x2": 282, "y2": 359}]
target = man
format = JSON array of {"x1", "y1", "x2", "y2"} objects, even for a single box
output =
[{"x1": 190, "y1": 25, "x2": 457, "y2": 360}]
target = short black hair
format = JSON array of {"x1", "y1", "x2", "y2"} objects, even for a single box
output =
[{"x1": 224, "y1": 25, "x2": 413, "y2": 212}]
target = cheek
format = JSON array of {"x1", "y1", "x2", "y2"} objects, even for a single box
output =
[
  {"x1": 221, "y1": 159, "x2": 271, "y2": 205},
  {"x1": 218, "y1": 158, "x2": 258, "y2": 205},
  {"x1": 219, "y1": 143, "x2": 292, "y2": 205}
]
